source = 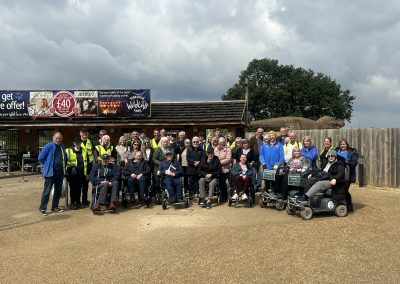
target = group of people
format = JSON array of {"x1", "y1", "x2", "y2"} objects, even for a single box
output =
[{"x1": 38, "y1": 126, "x2": 358, "y2": 215}]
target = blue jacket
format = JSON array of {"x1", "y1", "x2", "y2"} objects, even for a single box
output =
[
  {"x1": 38, "y1": 141, "x2": 67, "y2": 178},
  {"x1": 301, "y1": 145, "x2": 318, "y2": 168},
  {"x1": 259, "y1": 142, "x2": 284, "y2": 170},
  {"x1": 159, "y1": 159, "x2": 184, "y2": 178},
  {"x1": 89, "y1": 162, "x2": 120, "y2": 185}
]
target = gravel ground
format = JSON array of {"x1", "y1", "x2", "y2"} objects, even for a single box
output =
[{"x1": 0, "y1": 175, "x2": 399, "y2": 283}]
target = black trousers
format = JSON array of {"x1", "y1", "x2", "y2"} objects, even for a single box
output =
[
  {"x1": 81, "y1": 162, "x2": 93, "y2": 202},
  {"x1": 68, "y1": 173, "x2": 85, "y2": 205}
]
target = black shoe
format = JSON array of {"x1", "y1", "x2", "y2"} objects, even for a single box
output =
[
  {"x1": 51, "y1": 207, "x2": 64, "y2": 213},
  {"x1": 69, "y1": 204, "x2": 78, "y2": 210},
  {"x1": 82, "y1": 200, "x2": 90, "y2": 206},
  {"x1": 198, "y1": 198, "x2": 204, "y2": 206},
  {"x1": 296, "y1": 195, "x2": 308, "y2": 203},
  {"x1": 206, "y1": 201, "x2": 211, "y2": 209}
]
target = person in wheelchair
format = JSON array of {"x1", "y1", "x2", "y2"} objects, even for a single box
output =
[
  {"x1": 277, "y1": 147, "x2": 310, "y2": 199},
  {"x1": 122, "y1": 151, "x2": 151, "y2": 201},
  {"x1": 230, "y1": 154, "x2": 253, "y2": 201},
  {"x1": 198, "y1": 147, "x2": 221, "y2": 208},
  {"x1": 89, "y1": 154, "x2": 120, "y2": 211},
  {"x1": 296, "y1": 150, "x2": 345, "y2": 204},
  {"x1": 159, "y1": 149, "x2": 184, "y2": 203}
]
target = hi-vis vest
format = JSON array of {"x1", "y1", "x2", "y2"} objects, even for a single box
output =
[
  {"x1": 151, "y1": 138, "x2": 161, "y2": 149},
  {"x1": 81, "y1": 138, "x2": 94, "y2": 163},
  {"x1": 66, "y1": 148, "x2": 87, "y2": 175},
  {"x1": 95, "y1": 145, "x2": 114, "y2": 161}
]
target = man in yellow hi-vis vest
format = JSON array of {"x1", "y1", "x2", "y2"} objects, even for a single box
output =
[
  {"x1": 80, "y1": 128, "x2": 96, "y2": 206},
  {"x1": 150, "y1": 129, "x2": 161, "y2": 149},
  {"x1": 66, "y1": 137, "x2": 87, "y2": 210}
]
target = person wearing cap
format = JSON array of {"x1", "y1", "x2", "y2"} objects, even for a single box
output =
[
  {"x1": 96, "y1": 129, "x2": 107, "y2": 146},
  {"x1": 198, "y1": 146, "x2": 221, "y2": 208},
  {"x1": 66, "y1": 137, "x2": 87, "y2": 210},
  {"x1": 80, "y1": 128, "x2": 96, "y2": 205},
  {"x1": 89, "y1": 154, "x2": 120, "y2": 211},
  {"x1": 122, "y1": 151, "x2": 150, "y2": 202},
  {"x1": 297, "y1": 149, "x2": 346, "y2": 203},
  {"x1": 159, "y1": 149, "x2": 184, "y2": 203},
  {"x1": 38, "y1": 131, "x2": 68, "y2": 216}
]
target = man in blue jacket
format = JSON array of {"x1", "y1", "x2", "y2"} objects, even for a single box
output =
[
  {"x1": 159, "y1": 149, "x2": 184, "y2": 203},
  {"x1": 259, "y1": 131, "x2": 284, "y2": 193},
  {"x1": 38, "y1": 131, "x2": 68, "y2": 216}
]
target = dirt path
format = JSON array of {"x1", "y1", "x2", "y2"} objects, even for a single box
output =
[{"x1": 0, "y1": 176, "x2": 399, "y2": 283}]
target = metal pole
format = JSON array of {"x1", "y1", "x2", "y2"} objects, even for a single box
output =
[
  {"x1": 245, "y1": 78, "x2": 249, "y2": 125},
  {"x1": 20, "y1": 158, "x2": 27, "y2": 182},
  {"x1": 358, "y1": 155, "x2": 364, "y2": 187},
  {"x1": 6, "y1": 154, "x2": 10, "y2": 176}
]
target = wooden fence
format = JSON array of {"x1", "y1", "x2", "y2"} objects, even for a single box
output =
[{"x1": 248, "y1": 128, "x2": 400, "y2": 188}]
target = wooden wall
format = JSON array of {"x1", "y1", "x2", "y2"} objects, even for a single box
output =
[{"x1": 294, "y1": 128, "x2": 399, "y2": 188}]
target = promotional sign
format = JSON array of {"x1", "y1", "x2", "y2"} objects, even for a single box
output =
[
  {"x1": 98, "y1": 89, "x2": 150, "y2": 117},
  {"x1": 0, "y1": 89, "x2": 151, "y2": 119},
  {"x1": 29, "y1": 91, "x2": 54, "y2": 117},
  {"x1": 75, "y1": 91, "x2": 98, "y2": 117},
  {"x1": 0, "y1": 91, "x2": 30, "y2": 118}
]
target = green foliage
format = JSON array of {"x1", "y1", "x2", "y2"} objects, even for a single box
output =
[{"x1": 222, "y1": 58, "x2": 355, "y2": 122}]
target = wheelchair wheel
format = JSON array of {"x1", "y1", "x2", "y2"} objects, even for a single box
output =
[
  {"x1": 259, "y1": 198, "x2": 265, "y2": 208},
  {"x1": 300, "y1": 206, "x2": 313, "y2": 220},
  {"x1": 184, "y1": 198, "x2": 189, "y2": 208},
  {"x1": 156, "y1": 194, "x2": 163, "y2": 205},
  {"x1": 162, "y1": 199, "x2": 167, "y2": 210},
  {"x1": 286, "y1": 206, "x2": 295, "y2": 215},
  {"x1": 275, "y1": 199, "x2": 285, "y2": 211},
  {"x1": 335, "y1": 204, "x2": 348, "y2": 217},
  {"x1": 247, "y1": 197, "x2": 253, "y2": 208}
]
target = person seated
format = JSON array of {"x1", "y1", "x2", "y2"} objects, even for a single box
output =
[
  {"x1": 89, "y1": 154, "x2": 120, "y2": 211},
  {"x1": 297, "y1": 150, "x2": 345, "y2": 204},
  {"x1": 231, "y1": 154, "x2": 253, "y2": 201},
  {"x1": 159, "y1": 149, "x2": 184, "y2": 203},
  {"x1": 122, "y1": 151, "x2": 151, "y2": 202},
  {"x1": 198, "y1": 147, "x2": 221, "y2": 208},
  {"x1": 278, "y1": 147, "x2": 309, "y2": 199}
]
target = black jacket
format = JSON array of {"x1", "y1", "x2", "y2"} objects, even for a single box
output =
[
  {"x1": 235, "y1": 148, "x2": 256, "y2": 164},
  {"x1": 335, "y1": 147, "x2": 359, "y2": 183},
  {"x1": 186, "y1": 147, "x2": 207, "y2": 175},
  {"x1": 89, "y1": 162, "x2": 119, "y2": 185},
  {"x1": 122, "y1": 158, "x2": 151, "y2": 180},
  {"x1": 198, "y1": 156, "x2": 221, "y2": 179}
]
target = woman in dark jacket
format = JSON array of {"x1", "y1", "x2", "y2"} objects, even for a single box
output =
[
  {"x1": 186, "y1": 136, "x2": 206, "y2": 196},
  {"x1": 336, "y1": 138, "x2": 359, "y2": 211}
]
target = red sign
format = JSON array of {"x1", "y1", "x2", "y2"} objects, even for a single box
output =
[{"x1": 52, "y1": 91, "x2": 78, "y2": 117}]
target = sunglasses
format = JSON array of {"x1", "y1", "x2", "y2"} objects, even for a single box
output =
[
  {"x1": 328, "y1": 155, "x2": 336, "y2": 157},
  {"x1": 193, "y1": 141, "x2": 199, "y2": 144}
]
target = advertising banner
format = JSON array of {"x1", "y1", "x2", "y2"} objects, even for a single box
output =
[
  {"x1": 98, "y1": 89, "x2": 150, "y2": 117},
  {"x1": 0, "y1": 91, "x2": 30, "y2": 118},
  {"x1": 0, "y1": 89, "x2": 151, "y2": 119}
]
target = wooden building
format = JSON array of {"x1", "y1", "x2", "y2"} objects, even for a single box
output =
[{"x1": 0, "y1": 100, "x2": 247, "y2": 158}]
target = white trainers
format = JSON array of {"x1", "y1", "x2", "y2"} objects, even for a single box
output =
[
  {"x1": 242, "y1": 193, "x2": 248, "y2": 200},
  {"x1": 232, "y1": 193, "x2": 238, "y2": 200}
]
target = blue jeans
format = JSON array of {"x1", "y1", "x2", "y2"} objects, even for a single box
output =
[
  {"x1": 164, "y1": 176, "x2": 183, "y2": 200},
  {"x1": 39, "y1": 170, "x2": 64, "y2": 211},
  {"x1": 128, "y1": 176, "x2": 147, "y2": 196}
]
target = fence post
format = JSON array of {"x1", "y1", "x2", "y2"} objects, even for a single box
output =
[{"x1": 358, "y1": 155, "x2": 364, "y2": 187}]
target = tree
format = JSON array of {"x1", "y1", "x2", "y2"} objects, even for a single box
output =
[{"x1": 222, "y1": 58, "x2": 355, "y2": 122}]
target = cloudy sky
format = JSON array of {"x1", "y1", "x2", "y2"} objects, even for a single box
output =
[{"x1": 0, "y1": 0, "x2": 399, "y2": 128}]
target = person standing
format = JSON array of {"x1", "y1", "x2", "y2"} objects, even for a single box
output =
[
  {"x1": 66, "y1": 137, "x2": 87, "y2": 210},
  {"x1": 80, "y1": 128, "x2": 96, "y2": 206},
  {"x1": 38, "y1": 131, "x2": 67, "y2": 216}
]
